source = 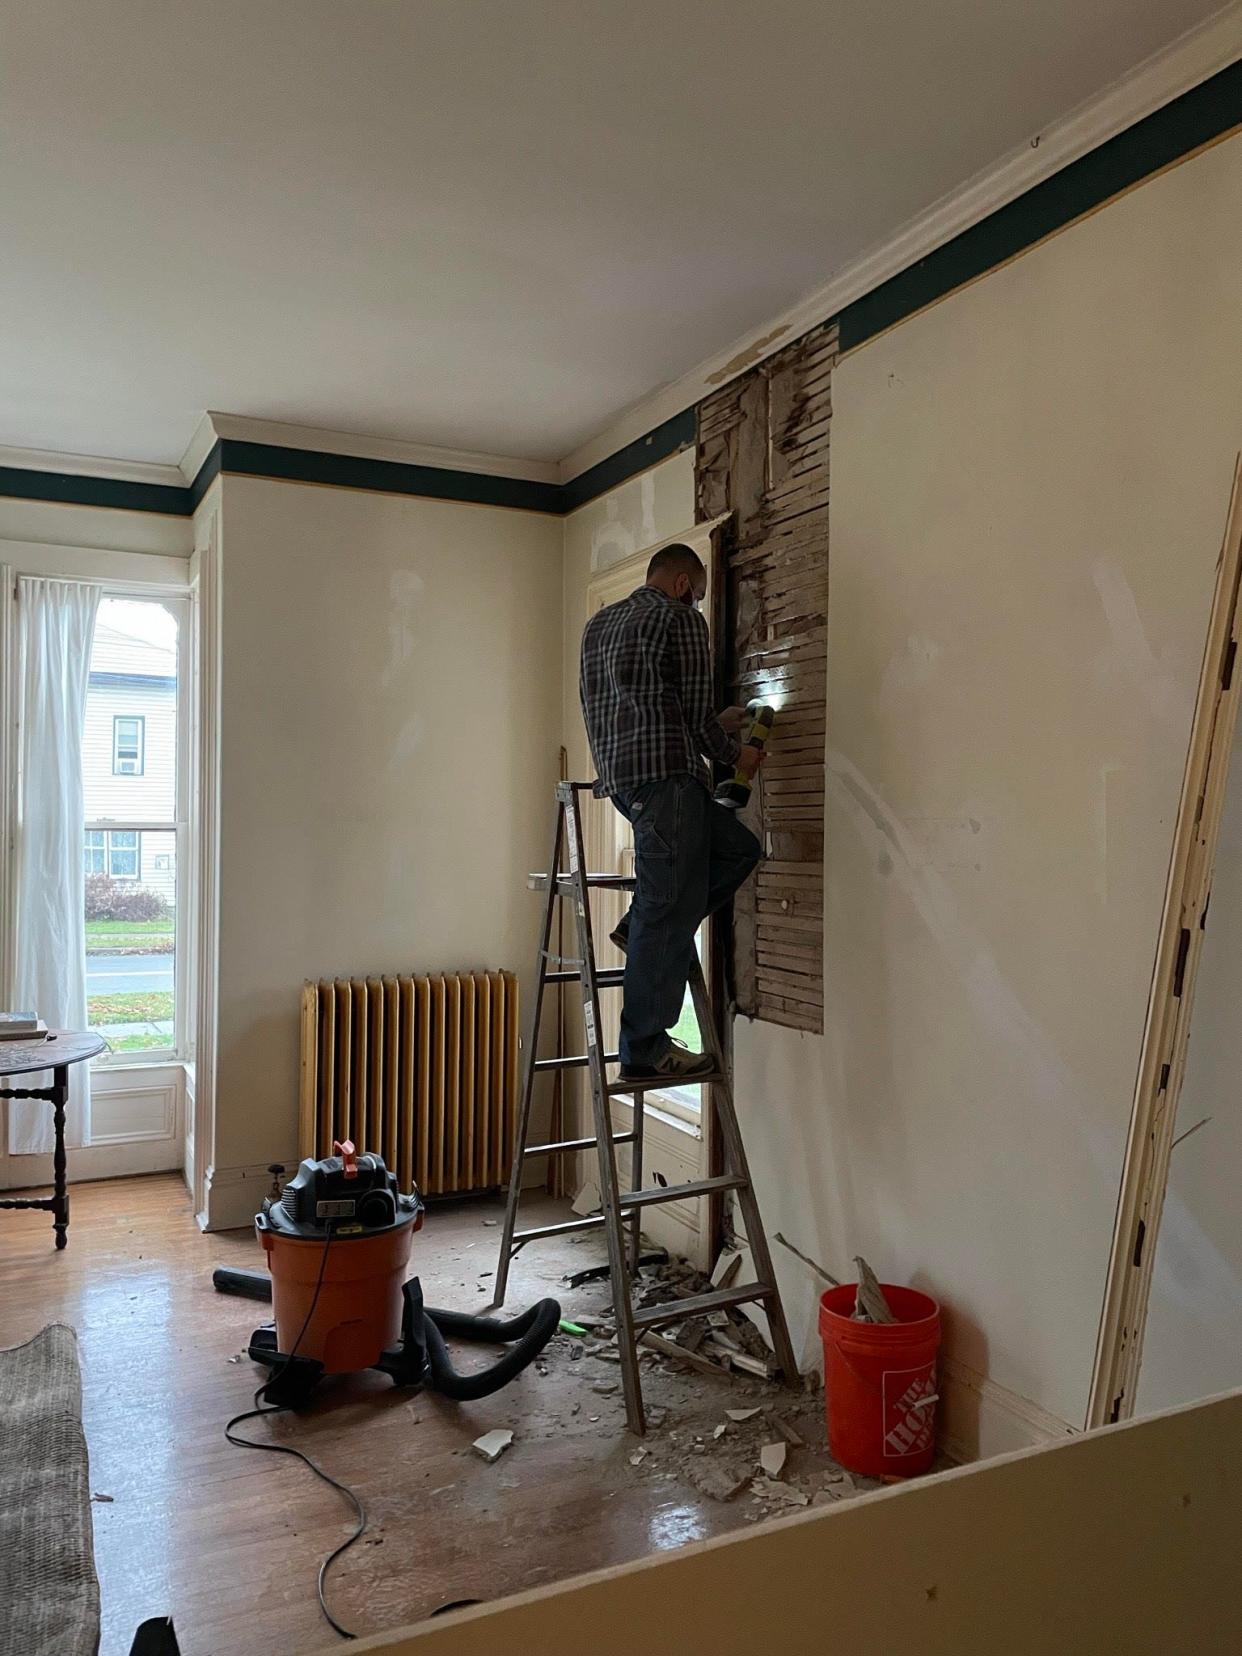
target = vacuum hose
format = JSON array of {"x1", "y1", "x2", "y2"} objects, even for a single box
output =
[
  {"x1": 421, "y1": 1299, "x2": 562, "y2": 1401},
  {"x1": 211, "y1": 1266, "x2": 560, "y2": 1400}
]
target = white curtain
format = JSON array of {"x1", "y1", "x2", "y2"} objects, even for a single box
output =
[{"x1": 9, "y1": 578, "x2": 101, "y2": 1154}]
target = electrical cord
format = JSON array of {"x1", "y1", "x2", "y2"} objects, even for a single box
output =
[{"x1": 223, "y1": 1226, "x2": 366, "y2": 1641}]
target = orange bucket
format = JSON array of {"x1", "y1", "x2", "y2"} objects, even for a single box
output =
[
  {"x1": 818, "y1": 1283, "x2": 940, "y2": 1478},
  {"x1": 259, "y1": 1222, "x2": 414, "y2": 1373}
]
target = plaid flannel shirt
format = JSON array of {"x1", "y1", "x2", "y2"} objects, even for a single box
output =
[{"x1": 579, "y1": 585, "x2": 740, "y2": 797}]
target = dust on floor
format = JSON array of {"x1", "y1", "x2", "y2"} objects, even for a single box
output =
[
  {"x1": 508, "y1": 1242, "x2": 879, "y2": 1521},
  {"x1": 0, "y1": 1177, "x2": 894, "y2": 1656},
  {"x1": 210, "y1": 1195, "x2": 887, "y2": 1648}
]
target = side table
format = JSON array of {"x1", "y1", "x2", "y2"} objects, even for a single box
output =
[{"x1": 0, "y1": 1030, "x2": 107, "y2": 1249}]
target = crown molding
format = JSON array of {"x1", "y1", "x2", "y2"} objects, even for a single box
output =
[
  {"x1": 558, "y1": 3, "x2": 1242, "y2": 485},
  {"x1": 0, "y1": 441, "x2": 185, "y2": 490},
  {"x1": 178, "y1": 412, "x2": 219, "y2": 487},
  {"x1": 180, "y1": 411, "x2": 560, "y2": 488}
]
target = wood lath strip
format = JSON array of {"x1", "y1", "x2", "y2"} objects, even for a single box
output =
[{"x1": 697, "y1": 323, "x2": 831, "y2": 1033}]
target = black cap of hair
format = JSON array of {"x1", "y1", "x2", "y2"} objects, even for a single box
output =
[{"x1": 647, "y1": 542, "x2": 705, "y2": 583}]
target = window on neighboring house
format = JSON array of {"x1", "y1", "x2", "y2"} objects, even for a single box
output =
[
  {"x1": 113, "y1": 715, "x2": 145, "y2": 775},
  {"x1": 107, "y1": 830, "x2": 139, "y2": 879},
  {"x1": 83, "y1": 829, "x2": 140, "y2": 880},
  {"x1": 83, "y1": 829, "x2": 105, "y2": 875}
]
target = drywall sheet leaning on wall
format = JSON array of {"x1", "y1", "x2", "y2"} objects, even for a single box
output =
[
  {"x1": 731, "y1": 127, "x2": 1242, "y2": 1434},
  {"x1": 1138, "y1": 674, "x2": 1242, "y2": 1416},
  {"x1": 354, "y1": 1388, "x2": 1242, "y2": 1656}
]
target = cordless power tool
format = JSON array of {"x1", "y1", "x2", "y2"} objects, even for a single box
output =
[{"x1": 715, "y1": 699, "x2": 775, "y2": 811}]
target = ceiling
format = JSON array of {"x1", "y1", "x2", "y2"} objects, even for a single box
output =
[{"x1": 0, "y1": 0, "x2": 1229, "y2": 470}]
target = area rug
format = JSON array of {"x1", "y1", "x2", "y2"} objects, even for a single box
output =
[{"x1": 0, "y1": 1324, "x2": 100, "y2": 1656}]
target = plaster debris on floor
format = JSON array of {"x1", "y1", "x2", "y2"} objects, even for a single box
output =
[
  {"x1": 6, "y1": 1178, "x2": 904, "y2": 1655},
  {"x1": 454, "y1": 1246, "x2": 887, "y2": 1524},
  {"x1": 472, "y1": 1428, "x2": 516, "y2": 1463},
  {"x1": 759, "y1": 1442, "x2": 788, "y2": 1479}
]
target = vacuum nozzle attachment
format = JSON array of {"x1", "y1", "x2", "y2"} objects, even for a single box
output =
[{"x1": 714, "y1": 700, "x2": 775, "y2": 811}]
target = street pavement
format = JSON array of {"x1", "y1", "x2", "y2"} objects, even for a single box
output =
[{"x1": 85, "y1": 951, "x2": 173, "y2": 995}]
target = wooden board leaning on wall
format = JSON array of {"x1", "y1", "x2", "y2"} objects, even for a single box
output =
[
  {"x1": 695, "y1": 320, "x2": 836, "y2": 1034},
  {"x1": 354, "y1": 1387, "x2": 1242, "y2": 1656}
]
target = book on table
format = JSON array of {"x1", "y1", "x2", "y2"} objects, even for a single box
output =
[{"x1": 0, "y1": 1013, "x2": 49, "y2": 1042}]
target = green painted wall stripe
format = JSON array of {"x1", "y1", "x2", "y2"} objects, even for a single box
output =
[
  {"x1": 188, "y1": 439, "x2": 222, "y2": 511},
  {"x1": 838, "y1": 58, "x2": 1242, "y2": 351},
  {"x1": 2, "y1": 60, "x2": 1237, "y2": 523},
  {"x1": 0, "y1": 420, "x2": 692, "y2": 518},
  {"x1": 216, "y1": 439, "x2": 562, "y2": 514},
  {"x1": 0, "y1": 464, "x2": 190, "y2": 516}
]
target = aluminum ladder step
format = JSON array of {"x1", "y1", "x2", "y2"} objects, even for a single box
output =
[
  {"x1": 617, "y1": 1173, "x2": 746, "y2": 1211},
  {"x1": 535, "y1": 1051, "x2": 621, "y2": 1072},
  {"x1": 511, "y1": 1213, "x2": 606, "y2": 1244},
  {"x1": 523, "y1": 1129, "x2": 635, "y2": 1159},
  {"x1": 543, "y1": 967, "x2": 625, "y2": 986},
  {"x1": 528, "y1": 871, "x2": 636, "y2": 894},
  {"x1": 631, "y1": 1280, "x2": 773, "y2": 1331},
  {"x1": 606, "y1": 1072, "x2": 724, "y2": 1095},
  {"x1": 534, "y1": 1054, "x2": 721, "y2": 1084}
]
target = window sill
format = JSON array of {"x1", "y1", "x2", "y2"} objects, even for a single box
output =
[
  {"x1": 93, "y1": 1049, "x2": 185, "y2": 1074},
  {"x1": 610, "y1": 1092, "x2": 702, "y2": 1140}
]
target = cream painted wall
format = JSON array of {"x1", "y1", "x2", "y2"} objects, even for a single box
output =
[
  {"x1": 211, "y1": 476, "x2": 562, "y2": 1176},
  {"x1": 0, "y1": 496, "x2": 193, "y2": 559},
  {"x1": 1137, "y1": 699, "x2": 1242, "y2": 1414},
  {"x1": 763, "y1": 128, "x2": 1242, "y2": 1433}
]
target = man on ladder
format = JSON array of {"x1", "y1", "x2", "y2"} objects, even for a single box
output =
[
  {"x1": 579, "y1": 542, "x2": 764, "y2": 1085},
  {"x1": 495, "y1": 540, "x2": 796, "y2": 1431}
]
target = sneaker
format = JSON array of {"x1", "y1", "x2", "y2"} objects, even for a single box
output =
[
  {"x1": 609, "y1": 924, "x2": 629, "y2": 954},
  {"x1": 619, "y1": 1040, "x2": 715, "y2": 1083}
]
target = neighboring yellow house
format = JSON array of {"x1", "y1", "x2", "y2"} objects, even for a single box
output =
[{"x1": 82, "y1": 602, "x2": 177, "y2": 905}]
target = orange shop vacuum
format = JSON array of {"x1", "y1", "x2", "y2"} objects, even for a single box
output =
[{"x1": 213, "y1": 1140, "x2": 560, "y2": 1408}]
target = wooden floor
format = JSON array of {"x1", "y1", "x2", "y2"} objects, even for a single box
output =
[{"x1": 0, "y1": 1174, "x2": 850, "y2": 1656}]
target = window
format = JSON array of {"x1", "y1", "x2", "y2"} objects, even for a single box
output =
[
  {"x1": 83, "y1": 597, "x2": 185, "y2": 1059},
  {"x1": 107, "y1": 830, "x2": 139, "y2": 879},
  {"x1": 113, "y1": 715, "x2": 145, "y2": 775},
  {"x1": 84, "y1": 829, "x2": 105, "y2": 875},
  {"x1": 83, "y1": 829, "x2": 140, "y2": 880}
]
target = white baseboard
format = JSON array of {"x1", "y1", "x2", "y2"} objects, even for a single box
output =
[
  {"x1": 198, "y1": 1158, "x2": 293, "y2": 1232},
  {"x1": 939, "y1": 1356, "x2": 1078, "y2": 1464}
]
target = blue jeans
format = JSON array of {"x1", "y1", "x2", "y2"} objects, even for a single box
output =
[{"x1": 610, "y1": 777, "x2": 761, "y2": 1068}]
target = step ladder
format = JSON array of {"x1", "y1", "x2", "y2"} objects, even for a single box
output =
[{"x1": 492, "y1": 780, "x2": 798, "y2": 1434}]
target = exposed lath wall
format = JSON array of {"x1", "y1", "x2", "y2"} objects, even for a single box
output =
[{"x1": 695, "y1": 321, "x2": 835, "y2": 1033}]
